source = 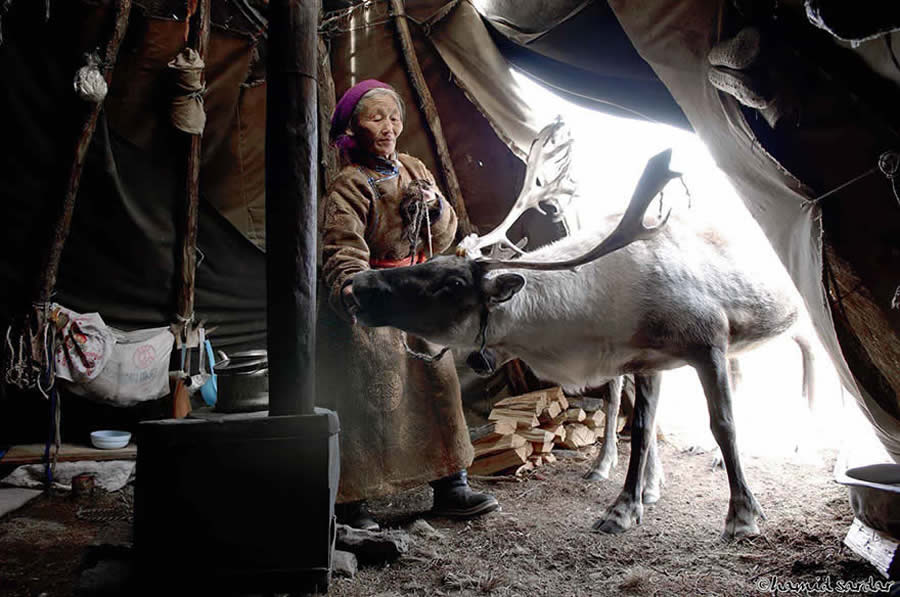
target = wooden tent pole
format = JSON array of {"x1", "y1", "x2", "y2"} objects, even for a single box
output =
[
  {"x1": 389, "y1": 0, "x2": 474, "y2": 237},
  {"x1": 176, "y1": 0, "x2": 211, "y2": 327},
  {"x1": 266, "y1": 0, "x2": 320, "y2": 417},
  {"x1": 317, "y1": 36, "x2": 339, "y2": 189},
  {"x1": 36, "y1": 0, "x2": 132, "y2": 304}
]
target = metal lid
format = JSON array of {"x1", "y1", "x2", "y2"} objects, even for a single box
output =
[
  {"x1": 229, "y1": 349, "x2": 268, "y2": 360},
  {"x1": 214, "y1": 357, "x2": 268, "y2": 374}
]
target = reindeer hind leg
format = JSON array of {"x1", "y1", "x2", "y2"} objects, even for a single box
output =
[
  {"x1": 693, "y1": 347, "x2": 764, "y2": 540},
  {"x1": 584, "y1": 376, "x2": 621, "y2": 481}
]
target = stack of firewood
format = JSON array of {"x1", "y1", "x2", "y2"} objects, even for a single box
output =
[{"x1": 468, "y1": 387, "x2": 613, "y2": 476}]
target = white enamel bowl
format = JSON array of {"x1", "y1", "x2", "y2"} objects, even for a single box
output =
[{"x1": 90, "y1": 430, "x2": 132, "y2": 450}]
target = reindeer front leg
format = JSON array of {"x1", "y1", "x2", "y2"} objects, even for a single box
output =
[
  {"x1": 694, "y1": 347, "x2": 765, "y2": 540},
  {"x1": 584, "y1": 376, "x2": 621, "y2": 481},
  {"x1": 592, "y1": 372, "x2": 661, "y2": 534}
]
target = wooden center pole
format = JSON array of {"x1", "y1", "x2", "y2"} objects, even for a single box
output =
[{"x1": 265, "y1": 0, "x2": 320, "y2": 417}]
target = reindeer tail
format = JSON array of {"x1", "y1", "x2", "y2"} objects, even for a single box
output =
[{"x1": 792, "y1": 333, "x2": 816, "y2": 411}]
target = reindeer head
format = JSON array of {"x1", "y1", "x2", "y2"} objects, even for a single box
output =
[
  {"x1": 350, "y1": 256, "x2": 525, "y2": 347},
  {"x1": 345, "y1": 121, "x2": 680, "y2": 352}
]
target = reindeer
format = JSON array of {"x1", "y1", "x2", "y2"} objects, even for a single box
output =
[{"x1": 343, "y1": 122, "x2": 812, "y2": 540}]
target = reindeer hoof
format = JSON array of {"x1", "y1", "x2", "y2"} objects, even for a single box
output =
[
  {"x1": 722, "y1": 520, "x2": 761, "y2": 542},
  {"x1": 592, "y1": 518, "x2": 628, "y2": 534},
  {"x1": 722, "y1": 494, "x2": 764, "y2": 540},
  {"x1": 642, "y1": 488, "x2": 661, "y2": 505},
  {"x1": 583, "y1": 470, "x2": 608, "y2": 482},
  {"x1": 592, "y1": 499, "x2": 641, "y2": 534}
]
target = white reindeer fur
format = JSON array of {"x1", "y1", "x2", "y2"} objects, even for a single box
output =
[{"x1": 473, "y1": 212, "x2": 799, "y2": 393}]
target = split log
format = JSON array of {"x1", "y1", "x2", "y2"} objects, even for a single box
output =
[
  {"x1": 538, "y1": 401, "x2": 562, "y2": 424},
  {"x1": 545, "y1": 424, "x2": 567, "y2": 445},
  {"x1": 540, "y1": 424, "x2": 566, "y2": 442},
  {"x1": 563, "y1": 423, "x2": 596, "y2": 449},
  {"x1": 565, "y1": 408, "x2": 586, "y2": 423},
  {"x1": 494, "y1": 389, "x2": 546, "y2": 405},
  {"x1": 547, "y1": 412, "x2": 567, "y2": 427},
  {"x1": 584, "y1": 410, "x2": 605, "y2": 429},
  {"x1": 469, "y1": 443, "x2": 533, "y2": 476},
  {"x1": 544, "y1": 386, "x2": 568, "y2": 410},
  {"x1": 517, "y1": 428, "x2": 554, "y2": 444},
  {"x1": 495, "y1": 390, "x2": 547, "y2": 412},
  {"x1": 488, "y1": 408, "x2": 539, "y2": 429},
  {"x1": 473, "y1": 433, "x2": 526, "y2": 459},
  {"x1": 531, "y1": 440, "x2": 555, "y2": 454},
  {"x1": 499, "y1": 398, "x2": 547, "y2": 416},
  {"x1": 469, "y1": 420, "x2": 516, "y2": 444}
]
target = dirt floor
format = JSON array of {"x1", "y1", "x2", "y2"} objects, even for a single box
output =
[
  {"x1": 0, "y1": 483, "x2": 132, "y2": 596},
  {"x1": 0, "y1": 438, "x2": 893, "y2": 597}
]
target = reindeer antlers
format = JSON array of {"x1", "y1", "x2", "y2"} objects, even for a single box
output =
[
  {"x1": 457, "y1": 119, "x2": 576, "y2": 259},
  {"x1": 477, "y1": 148, "x2": 681, "y2": 272}
]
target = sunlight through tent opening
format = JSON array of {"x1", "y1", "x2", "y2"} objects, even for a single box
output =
[{"x1": 510, "y1": 68, "x2": 878, "y2": 465}]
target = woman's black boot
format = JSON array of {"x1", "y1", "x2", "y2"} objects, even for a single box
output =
[{"x1": 430, "y1": 470, "x2": 500, "y2": 518}]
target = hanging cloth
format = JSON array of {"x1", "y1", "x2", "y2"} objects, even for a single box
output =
[{"x1": 168, "y1": 47, "x2": 206, "y2": 134}]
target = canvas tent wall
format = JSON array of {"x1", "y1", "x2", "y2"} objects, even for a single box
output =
[{"x1": 0, "y1": 1, "x2": 269, "y2": 351}]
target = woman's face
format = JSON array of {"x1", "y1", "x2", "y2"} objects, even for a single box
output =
[{"x1": 351, "y1": 94, "x2": 404, "y2": 158}]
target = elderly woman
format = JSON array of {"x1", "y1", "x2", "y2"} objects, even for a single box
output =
[{"x1": 316, "y1": 79, "x2": 498, "y2": 530}]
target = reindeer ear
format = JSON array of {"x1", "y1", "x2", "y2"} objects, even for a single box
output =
[{"x1": 484, "y1": 273, "x2": 525, "y2": 307}]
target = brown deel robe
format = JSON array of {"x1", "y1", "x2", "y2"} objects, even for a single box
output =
[{"x1": 316, "y1": 153, "x2": 474, "y2": 503}]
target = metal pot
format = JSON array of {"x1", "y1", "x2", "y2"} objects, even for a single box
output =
[
  {"x1": 214, "y1": 350, "x2": 269, "y2": 413},
  {"x1": 843, "y1": 464, "x2": 900, "y2": 538}
]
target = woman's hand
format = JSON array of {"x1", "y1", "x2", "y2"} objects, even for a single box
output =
[
  {"x1": 401, "y1": 179, "x2": 443, "y2": 226},
  {"x1": 419, "y1": 183, "x2": 443, "y2": 221},
  {"x1": 341, "y1": 283, "x2": 360, "y2": 324}
]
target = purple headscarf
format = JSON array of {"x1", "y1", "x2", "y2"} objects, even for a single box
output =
[{"x1": 329, "y1": 79, "x2": 395, "y2": 156}]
